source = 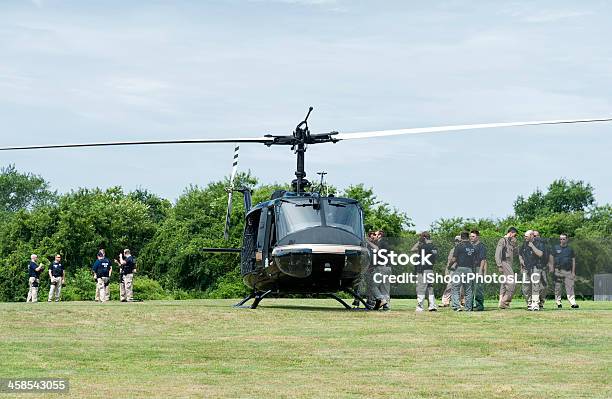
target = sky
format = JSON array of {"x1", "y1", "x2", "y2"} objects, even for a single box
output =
[{"x1": 1, "y1": 0, "x2": 611, "y2": 230}]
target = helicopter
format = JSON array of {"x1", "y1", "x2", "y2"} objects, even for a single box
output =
[{"x1": 2, "y1": 108, "x2": 611, "y2": 309}]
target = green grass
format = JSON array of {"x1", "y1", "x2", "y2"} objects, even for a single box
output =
[{"x1": 1, "y1": 299, "x2": 611, "y2": 398}]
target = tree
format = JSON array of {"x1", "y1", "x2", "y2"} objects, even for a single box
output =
[
  {"x1": 0, "y1": 164, "x2": 56, "y2": 213},
  {"x1": 342, "y1": 184, "x2": 413, "y2": 237},
  {"x1": 513, "y1": 179, "x2": 594, "y2": 220}
]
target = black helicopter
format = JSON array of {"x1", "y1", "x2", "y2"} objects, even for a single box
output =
[{"x1": 2, "y1": 108, "x2": 611, "y2": 309}]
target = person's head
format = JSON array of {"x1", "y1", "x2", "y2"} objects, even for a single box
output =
[
  {"x1": 55, "y1": 254, "x2": 61, "y2": 262},
  {"x1": 123, "y1": 249, "x2": 131, "y2": 256},
  {"x1": 559, "y1": 234, "x2": 569, "y2": 246},
  {"x1": 507, "y1": 227, "x2": 518, "y2": 238},
  {"x1": 376, "y1": 230, "x2": 385, "y2": 239},
  {"x1": 533, "y1": 230, "x2": 540, "y2": 238},
  {"x1": 367, "y1": 231, "x2": 376, "y2": 240},
  {"x1": 524, "y1": 230, "x2": 534, "y2": 242},
  {"x1": 30, "y1": 254, "x2": 37, "y2": 262},
  {"x1": 99, "y1": 248, "x2": 105, "y2": 256},
  {"x1": 454, "y1": 235, "x2": 461, "y2": 244},
  {"x1": 469, "y1": 229, "x2": 480, "y2": 243},
  {"x1": 460, "y1": 231, "x2": 469, "y2": 241},
  {"x1": 97, "y1": 251, "x2": 104, "y2": 259},
  {"x1": 419, "y1": 231, "x2": 430, "y2": 242}
]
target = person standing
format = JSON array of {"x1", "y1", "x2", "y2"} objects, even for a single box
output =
[
  {"x1": 48, "y1": 254, "x2": 65, "y2": 302},
  {"x1": 470, "y1": 230, "x2": 487, "y2": 311},
  {"x1": 117, "y1": 249, "x2": 136, "y2": 302},
  {"x1": 92, "y1": 251, "x2": 112, "y2": 303},
  {"x1": 411, "y1": 231, "x2": 438, "y2": 312},
  {"x1": 519, "y1": 230, "x2": 544, "y2": 311},
  {"x1": 441, "y1": 235, "x2": 461, "y2": 307},
  {"x1": 450, "y1": 231, "x2": 476, "y2": 311},
  {"x1": 495, "y1": 227, "x2": 518, "y2": 309},
  {"x1": 533, "y1": 230, "x2": 551, "y2": 309},
  {"x1": 26, "y1": 254, "x2": 44, "y2": 302},
  {"x1": 553, "y1": 234, "x2": 579, "y2": 309}
]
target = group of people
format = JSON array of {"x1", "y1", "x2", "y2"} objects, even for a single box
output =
[
  {"x1": 25, "y1": 248, "x2": 137, "y2": 303},
  {"x1": 356, "y1": 227, "x2": 579, "y2": 312}
]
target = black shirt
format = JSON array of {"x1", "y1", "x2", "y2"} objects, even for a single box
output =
[
  {"x1": 28, "y1": 261, "x2": 40, "y2": 278},
  {"x1": 50, "y1": 261, "x2": 64, "y2": 277},
  {"x1": 453, "y1": 241, "x2": 477, "y2": 270},
  {"x1": 520, "y1": 242, "x2": 540, "y2": 271},
  {"x1": 122, "y1": 256, "x2": 136, "y2": 274},
  {"x1": 93, "y1": 258, "x2": 112, "y2": 278},
  {"x1": 473, "y1": 241, "x2": 487, "y2": 267},
  {"x1": 554, "y1": 245, "x2": 575, "y2": 270}
]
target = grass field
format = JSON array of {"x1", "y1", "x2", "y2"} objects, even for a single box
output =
[{"x1": 1, "y1": 299, "x2": 611, "y2": 399}]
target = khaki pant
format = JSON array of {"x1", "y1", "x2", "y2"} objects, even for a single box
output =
[
  {"x1": 498, "y1": 261, "x2": 516, "y2": 308},
  {"x1": 554, "y1": 269, "x2": 577, "y2": 306},
  {"x1": 120, "y1": 273, "x2": 134, "y2": 302},
  {"x1": 97, "y1": 277, "x2": 110, "y2": 302},
  {"x1": 27, "y1": 277, "x2": 39, "y2": 302},
  {"x1": 522, "y1": 268, "x2": 542, "y2": 310},
  {"x1": 416, "y1": 270, "x2": 436, "y2": 310},
  {"x1": 442, "y1": 269, "x2": 464, "y2": 306},
  {"x1": 48, "y1": 276, "x2": 63, "y2": 302}
]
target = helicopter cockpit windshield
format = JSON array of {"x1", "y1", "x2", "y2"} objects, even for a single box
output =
[{"x1": 275, "y1": 198, "x2": 363, "y2": 240}]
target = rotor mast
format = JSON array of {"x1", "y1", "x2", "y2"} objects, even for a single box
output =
[{"x1": 293, "y1": 107, "x2": 313, "y2": 194}]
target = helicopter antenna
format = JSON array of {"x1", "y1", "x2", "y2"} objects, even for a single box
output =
[{"x1": 316, "y1": 171, "x2": 328, "y2": 196}]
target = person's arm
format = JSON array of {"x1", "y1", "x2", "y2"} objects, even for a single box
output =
[
  {"x1": 480, "y1": 246, "x2": 487, "y2": 274},
  {"x1": 62, "y1": 269, "x2": 65, "y2": 284},
  {"x1": 109, "y1": 266, "x2": 112, "y2": 279},
  {"x1": 119, "y1": 253, "x2": 127, "y2": 265},
  {"x1": 519, "y1": 254, "x2": 525, "y2": 271},
  {"x1": 529, "y1": 241, "x2": 543, "y2": 257},
  {"x1": 572, "y1": 257, "x2": 576, "y2": 277},
  {"x1": 548, "y1": 254, "x2": 554, "y2": 273},
  {"x1": 495, "y1": 239, "x2": 504, "y2": 269},
  {"x1": 48, "y1": 268, "x2": 53, "y2": 279},
  {"x1": 36, "y1": 263, "x2": 44, "y2": 272},
  {"x1": 410, "y1": 242, "x2": 420, "y2": 253}
]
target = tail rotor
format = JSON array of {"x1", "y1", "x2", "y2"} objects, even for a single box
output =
[{"x1": 223, "y1": 145, "x2": 240, "y2": 240}]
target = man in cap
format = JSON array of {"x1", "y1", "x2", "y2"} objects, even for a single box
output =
[
  {"x1": 450, "y1": 231, "x2": 476, "y2": 311},
  {"x1": 495, "y1": 227, "x2": 518, "y2": 309},
  {"x1": 470, "y1": 230, "x2": 487, "y2": 311},
  {"x1": 116, "y1": 249, "x2": 136, "y2": 302},
  {"x1": 441, "y1": 235, "x2": 461, "y2": 307},
  {"x1": 26, "y1": 254, "x2": 44, "y2": 302},
  {"x1": 519, "y1": 230, "x2": 544, "y2": 311},
  {"x1": 48, "y1": 254, "x2": 65, "y2": 302},
  {"x1": 410, "y1": 231, "x2": 438, "y2": 312},
  {"x1": 553, "y1": 234, "x2": 579, "y2": 309},
  {"x1": 92, "y1": 251, "x2": 112, "y2": 303}
]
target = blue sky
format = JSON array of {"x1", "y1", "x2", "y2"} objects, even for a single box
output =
[{"x1": 1, "y1": 1, "x2": 611, "y2": 229}]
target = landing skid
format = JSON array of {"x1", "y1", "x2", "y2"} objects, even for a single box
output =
[
  {"x1": 233, "y1": 288, "x2": 373, "y2": 310},
  {"x1": 233, "y1": 290, "x2": 273, "y2": 309},
  {"x1": 343, "y1": 288, "x2": 373, "y2": 310}
]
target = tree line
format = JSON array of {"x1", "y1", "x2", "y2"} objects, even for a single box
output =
[{"x1": 0, "y1": 164, "x2": 609, "y2": 301}]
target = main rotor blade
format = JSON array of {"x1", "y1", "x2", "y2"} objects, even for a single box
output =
[
  {"x1": 0, "y1": 137, "x2": 273, "y2": 151},
  {"x1": 334, "y1": 117, "x2": 612, "y2": 140}
]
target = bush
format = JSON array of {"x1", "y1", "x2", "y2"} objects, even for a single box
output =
[
  {"x1": 205, "y1": 270, "x2": 249, "y2": 299},
  {"x1": 132, "y1": 276, "x2": 172, "y2": 300}
]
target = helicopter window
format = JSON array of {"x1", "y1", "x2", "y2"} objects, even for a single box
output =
[
  {"x1": 324, "y1": 201, "x2": 363, "y2": 237},
  {"x1": 276, "y1": 199, "x2": 323, "y2": 239}
]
